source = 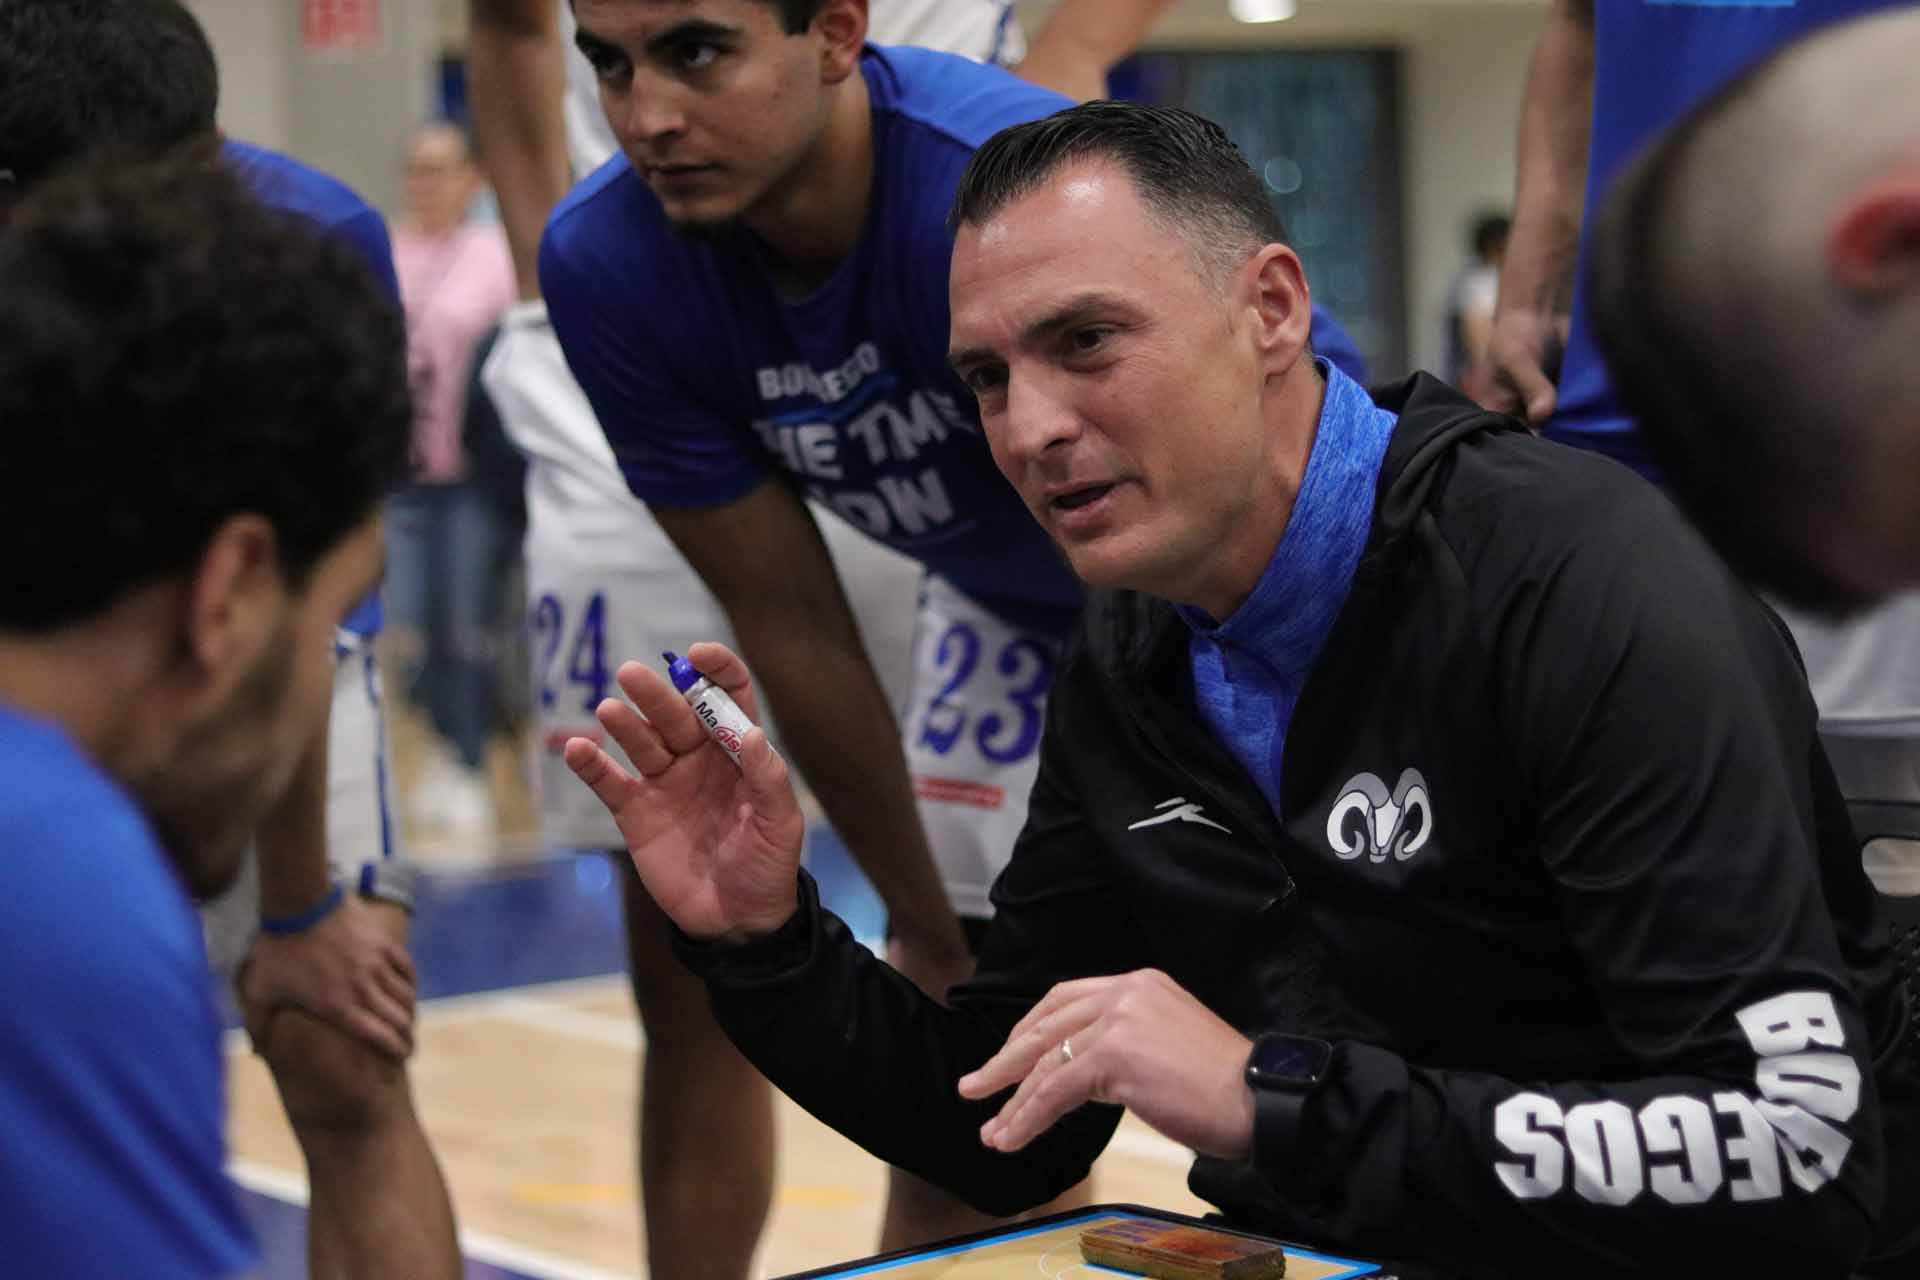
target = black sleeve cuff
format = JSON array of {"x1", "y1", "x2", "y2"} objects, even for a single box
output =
[{"x1": 668, "y1": 869, "x2": 822, "y2": 990}]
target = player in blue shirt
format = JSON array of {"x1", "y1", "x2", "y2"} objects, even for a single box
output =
[
  {"x1": 483, "y1": 0, "x2": 1183, "y2": 1259},
  {"x1": 0, "y1": 3, "x2": 458, "y2": 1276},
  {"x1": 0, "y1": 153, "x2": 402, "y2": 1277},
  {"x1": 541, "y1": 0, "x2": 1364, "y2": 1000}
]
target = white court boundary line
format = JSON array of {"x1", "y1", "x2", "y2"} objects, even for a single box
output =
[{"x1": 227, "y1": 1158, "x2": 640, "y2": 1280}]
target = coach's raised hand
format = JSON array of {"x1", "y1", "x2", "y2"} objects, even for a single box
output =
[{"x1": 564, "y1": 643, "x2": 805, "y2": 942}]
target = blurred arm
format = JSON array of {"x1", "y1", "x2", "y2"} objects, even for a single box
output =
[
  {"x1": 469, "y1": 0, "x2": 573, "y2": 300},
  {"x1": 1487, "y1": 0, "x2": 1593, "y2": 423},
  {"x1": 1014, "y1": 0, "x2": 1176, "y2": 101}
]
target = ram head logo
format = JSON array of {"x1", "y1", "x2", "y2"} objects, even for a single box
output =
[{"x1": 1325, "y1": 768, "x2": 1432, "y2": 863}]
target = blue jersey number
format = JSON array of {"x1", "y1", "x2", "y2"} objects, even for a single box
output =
[
  {"x1": 916, "y1": 623, "x2": 1053, "y2": 765},
  {"x1": 533, "y1": 591, "x2": 612, "y2": 717}
]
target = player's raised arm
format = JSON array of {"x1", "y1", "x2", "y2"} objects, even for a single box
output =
[
  {"x1": 641, "y1": 481, "x2": 975, "y2": 989},
  {"x1": 1488, "y1": 0, "x2": 1593, "y2": 424},
  {"x1": 1014, "y1": 0, "x2": 1177, "y2": 102},
  {"x1": 468, "y1": 0, "x2": 572, "y2": 300}
]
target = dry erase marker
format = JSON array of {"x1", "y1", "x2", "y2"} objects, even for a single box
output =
[{"x1": 664, "y1": 651, "x2": 754, "y2": 769}]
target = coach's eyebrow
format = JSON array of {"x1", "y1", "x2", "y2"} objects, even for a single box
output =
[{"x1": 949, "y1": 292, "x2": 1134, "y2": 373}]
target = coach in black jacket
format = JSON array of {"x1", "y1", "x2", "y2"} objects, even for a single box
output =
[{"x1": 563, "y1": 103, "x2": 1918, "y2": 1279}]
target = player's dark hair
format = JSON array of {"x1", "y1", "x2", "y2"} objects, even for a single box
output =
[
  {"x1": 951, "y1": 102, "x2": 1290, "y2": 277},
  {"x1": 0, "y1": 150, "x2": 411, "y2": 631},
  {"x1": 566, "y1": 0, "x2": 825, "y2": 36},
  {"x1": 0, "y1": 0, "x2": 219, "y2": 195},
  {"x1": 1590, "y1": 47, "x2": 1874, "y2": 614},
  {"x1": 764, "y1": 0, "x2": 827, "y2": 34}
]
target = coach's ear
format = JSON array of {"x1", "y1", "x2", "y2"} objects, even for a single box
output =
[
  {"x1": 1827, "y1": 178, "x2": 1920, "y2": 297},
  {"x1": 180, "y1": 514, "x2": 285, "y2": 688},
  {"x1": 1245, "y1": 242, "x2": 1314, "y2": 379}
]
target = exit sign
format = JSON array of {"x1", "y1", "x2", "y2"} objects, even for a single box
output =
[{"x1": 302, "y1": 0, "x2": 384, "y2": 57}]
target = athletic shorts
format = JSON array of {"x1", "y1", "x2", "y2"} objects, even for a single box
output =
[{"x1": 485, "y1": 312, "x2": 1044, "y2": 914}]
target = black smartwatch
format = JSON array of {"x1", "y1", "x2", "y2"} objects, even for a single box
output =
[{"x1": 1245, "y1": 1034, "x2": 1335, "y2": 1169}]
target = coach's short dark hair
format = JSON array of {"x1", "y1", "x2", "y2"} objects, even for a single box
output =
[
  {"x1": 0, "y1": 0, "x2": 219, "y2": 193},
  {"x1": 951, "y1": 102, "x2": 1289, "y2": 279},
  {"x1": 0, "y1": 151, "x2": 411, "y2": 631},
  {"x1": 1589, "y1": 48, "x2": 1869, "y2": 611}
]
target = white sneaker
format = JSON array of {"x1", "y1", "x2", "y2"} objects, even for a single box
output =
[
  {"x1": 438, "y1": 763, "x2": 497, "y2": 837},
  {"x1": 408, "y1": 751, "x2": 462, "y2": 829}
]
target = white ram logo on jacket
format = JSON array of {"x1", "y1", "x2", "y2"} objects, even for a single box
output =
[{"x1": 1326, "y1": 768, "x2": 1433, "y2": 862}]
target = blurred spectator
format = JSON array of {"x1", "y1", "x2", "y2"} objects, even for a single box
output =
[
  {"x1": 1446, "y1": 211, "x2": 1508, "y2": 403},
  {"x1": 388, "y1": 122, "x2": 517, "y2": 836}
]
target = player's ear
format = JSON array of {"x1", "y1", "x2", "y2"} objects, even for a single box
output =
[
  {"x1": 1826, "y1": 178, "x2": 1920, "y2": 298},
  {"x1": 181, "y1": 514, "x2": 285, "y2": 679},
  {"x1": 814, "y1": 0, "x2": 868, "y2": 83}
]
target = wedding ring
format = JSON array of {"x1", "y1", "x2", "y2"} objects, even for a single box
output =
[{"x1": 1060, "y1": 1038, "x2": 1075, "y2": 1064}]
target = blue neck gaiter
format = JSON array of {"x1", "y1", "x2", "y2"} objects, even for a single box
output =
[{"x1": 1180, "y1": 360, "x2": 1396, "y2": 819}]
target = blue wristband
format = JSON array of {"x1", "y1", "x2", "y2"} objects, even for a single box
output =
[{"x1": 260, "y1": 883, "x2": 346, "y2": 937}]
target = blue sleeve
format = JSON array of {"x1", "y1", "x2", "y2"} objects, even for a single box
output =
[
  {"x1": 539, "y1": 197, "x2": 771, "y2": 510},
  {"x1": 1309, "y1": 304, "x2": 1369, "y2": 384},
  {"x1": 0, "y1": 809, "x2": 256, "y2": 1276},
  {"x1": 336, "y1": 206, "x2": 401, "y2": 307}
]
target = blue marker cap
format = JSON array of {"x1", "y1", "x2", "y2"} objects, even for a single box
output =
[{"x1": 663, "y1": 651, "x2": 701, "y2": 694}]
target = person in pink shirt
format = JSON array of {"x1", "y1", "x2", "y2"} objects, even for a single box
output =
[{"x1": 388, "y1": 122, "x2": 518, "y2": 833}]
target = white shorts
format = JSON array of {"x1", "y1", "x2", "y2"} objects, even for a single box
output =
[
  {"x1": 201, "y1": 630, "x2": 404, "y2": 985},
  {"x1": 486, "y1": 312, "x2": 1046, "y2": 919},
  {"x1": 901, "y1": 576, "x2": 1060, "y2": 920}
]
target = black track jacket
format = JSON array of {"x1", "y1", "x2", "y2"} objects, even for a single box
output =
[{"x1": 678, "y1": 375, "x2": 1918, "y2": 1278}]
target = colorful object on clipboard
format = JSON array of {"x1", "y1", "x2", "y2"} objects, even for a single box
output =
[{"x1": 1079, "y1": 1218, "x2": 1289, "y2": 1280}]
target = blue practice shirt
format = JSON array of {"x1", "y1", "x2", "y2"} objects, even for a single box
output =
[
  {"x1": 1552, "y1": 0, "x2": 1902, "y2": 479},
  {"x1": 225, "y1": 138, "x2": 398, "y2": 638},
  {"x1": 0, "y1": 707, "x2": 256, "y2": 1276},
  {"x1": 544, "y1": 44, "x2": 1367, "y2": 631}
]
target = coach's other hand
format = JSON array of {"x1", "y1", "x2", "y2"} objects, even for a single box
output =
[{"x1": 958, "y1": 969, "x2": 1256, "y2": 1161}]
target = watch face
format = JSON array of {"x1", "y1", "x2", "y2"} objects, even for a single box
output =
[{"x1": 1249, "y1": 1035, "x2": 1333, "y2": 1087}]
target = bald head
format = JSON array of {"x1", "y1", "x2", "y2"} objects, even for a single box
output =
[{"x1": 1592, "y1": 7, "x2": 1920, "y2": 612}]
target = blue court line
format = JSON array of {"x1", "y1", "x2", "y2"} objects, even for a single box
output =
[
  {"x1": 791, "y1": 1211, "x2": 1379, "y2": 1280},
  {"x1": 807, "y1": 1211, "x2": 1121, "y2": 1278}
]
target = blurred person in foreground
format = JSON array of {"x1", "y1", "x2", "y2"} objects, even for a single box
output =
[
  {"x1": 0, "y1": 3, "x2": 460, "y2": 1276},
  {"x1": 0, "y1": 153, "x2": 403, "y2": 1277},
  {"x1": 566, "y1": 101, "x2": 1919, "y2": 1280},
  {"x1": 1590, "y1": 6, "x2": 1920, "y2": 619},
  {"x1": 1491, "y1": 0, "x2": 1920, "y2": 913}
]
